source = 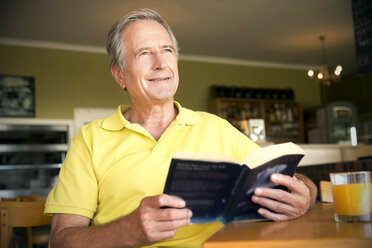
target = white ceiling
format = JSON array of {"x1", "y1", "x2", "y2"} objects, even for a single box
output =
[{"x1": 0, "y1": 0, "x2": 357, "y2": 74}]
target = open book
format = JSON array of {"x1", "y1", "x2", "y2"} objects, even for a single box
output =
[{"x1": 162, "y1": 142, "x2": 305, "y2": 224}]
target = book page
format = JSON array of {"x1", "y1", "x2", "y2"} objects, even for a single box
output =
[
  {"x1": 224, "y1": 153, "x2": 304, "y2": 223},
  {"x1": 242, "y1": 142, "x2": 305, "y2": 169},
  {"x1": 173, "y1": 152, "x2": 240, "y2": 164}
]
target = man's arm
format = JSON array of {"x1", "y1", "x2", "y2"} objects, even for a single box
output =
[
  {"x1": 252, "y1": 173, "x2": 318, "y2": 221},
  {"x1": 50, "y1": 194, "x2": 192, "y2": 248}
]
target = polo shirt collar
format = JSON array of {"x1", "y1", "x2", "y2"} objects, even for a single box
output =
[
  {"x1": 101, "y1": 105, "x2": 130, "y2": 131},
  {"x1": 101, "y1": 101, "x2": 201, "y2": 131},
  {"x1": 174, "y1": 101, "x2": 201, "y2": 126}
]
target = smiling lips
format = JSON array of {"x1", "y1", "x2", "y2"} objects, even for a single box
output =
[{"x1": 147, "y1": 76, "x2": 171, "y2": 82}]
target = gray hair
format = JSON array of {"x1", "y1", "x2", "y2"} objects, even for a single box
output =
[{"x1": 106, "y1": 8, "x2": 179, "y2": 71}]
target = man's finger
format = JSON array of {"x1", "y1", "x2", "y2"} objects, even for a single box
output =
[
  {"x1": 270, "y1": 174, "x2": 305, "y2": 193},
  {"x1": 155, "y1": 208, "x2": 193, "y2": 221},
  {"x1": 254, "y1": 187, "x2": 296, "y2": 205},
  {"x1": 142, "y1": 194, "x2": 186, "y2": 209},
  {"x1": 257, "y1": 207, "x2": 290, "y2": 221},
  {"x1": 151, "y1": 218, "x2": 191, "y2": 232},
  {"x1": 252, "y1": 194, "x2": 295, "y2": 215}
]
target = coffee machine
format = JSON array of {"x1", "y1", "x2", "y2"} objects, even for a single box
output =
[{"x1": 305, "y1": 101, "x2": 358, "y2": 145}]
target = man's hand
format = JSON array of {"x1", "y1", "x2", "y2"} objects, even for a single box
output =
[
  {"x1": 251, "y1": 173, "x2": 317, "y2": 221},
  {"x1": 121, "y1": 194, "x2": 192, "y2": 246}
]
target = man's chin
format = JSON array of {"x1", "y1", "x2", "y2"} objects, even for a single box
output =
[{"x1": 148, "y1": 90, "x2": 177, "y2": 101}]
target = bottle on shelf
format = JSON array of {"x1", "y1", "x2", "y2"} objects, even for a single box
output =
[
  {"x1": 274, "y1": 103, "x2": 281, "y2": 122},
  {"x1": 209, "y1": 88, "x2": 304, "y2": 143},
  {"x1": 280, "y1": 103, "x2": 287, "y2": 122},
  {"x1": 267, "y1": 104, "x2": 276, "y2": 122},
  {"x1": 286, "y1": 104, "x2": 294, "y2": 122},
  {"x1": 244, "y1": 103, "x2": 251, "y2": 119}
]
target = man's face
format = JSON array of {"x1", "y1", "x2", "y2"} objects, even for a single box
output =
[{"x1": 118, "y1": 20, "x2": 179, "y2": 105}]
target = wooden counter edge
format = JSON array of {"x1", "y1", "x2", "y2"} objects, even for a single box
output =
[{"x1": 202, "y1": 238, "x2": 372, "y2": 248}]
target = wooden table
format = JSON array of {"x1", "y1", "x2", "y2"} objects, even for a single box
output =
[{"x1": 202, "y1": 204, "x2": 372, "y2": 248}]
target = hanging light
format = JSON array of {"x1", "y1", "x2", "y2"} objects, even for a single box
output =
[{"x1": 307, "y1": 36, "x2": 342, "y2": 86}]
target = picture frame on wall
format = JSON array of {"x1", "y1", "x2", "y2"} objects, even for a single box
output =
[{"x1": 0, "y1": 75, "x2": 35, "y2": 117}]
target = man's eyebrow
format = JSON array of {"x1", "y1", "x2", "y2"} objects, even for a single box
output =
[
  {"x1": 135, "y1": 45, "x2": 175, "y2": 55},
  {"x1": 135, "y1": 47, "x2": 150, "y2": 56},
  {"x1": 162, "y1": 44, "x2": 175, "y2": 50}
]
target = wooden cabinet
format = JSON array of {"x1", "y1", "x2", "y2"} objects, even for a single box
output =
[{"x1": 209, "y1": 98, "x2": 305, "y2": 143}]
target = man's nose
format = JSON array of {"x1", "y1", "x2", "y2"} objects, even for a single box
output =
[{"x1": 153, "y1": 53, "x2": 167, "y2": 70}]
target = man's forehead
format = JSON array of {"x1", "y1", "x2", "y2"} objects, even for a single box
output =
[{"x1": 121, "y1": 20, "x2": 172, "y2": 45}]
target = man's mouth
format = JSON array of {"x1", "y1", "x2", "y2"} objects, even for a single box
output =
[{"x1": 147, "y1": 77, "x2": 171, "y2": 82}]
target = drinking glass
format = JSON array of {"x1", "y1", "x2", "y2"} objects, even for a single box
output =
[{"x1": 330, "y1": 171, "x2": 372, "y2": 222}]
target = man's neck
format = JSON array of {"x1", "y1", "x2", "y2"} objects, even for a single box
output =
[{"x1": 123, "y1": 100, "x2": 178, "y2": 140}]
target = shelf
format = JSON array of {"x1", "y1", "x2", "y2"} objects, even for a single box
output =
[
  {"x1": 209, "y1": 97, "x2": 305, "y2": 143},
  {"x1": 0, "y1": 144, "x2": 69, "y2": 153},
  {"x1": 0, "y1": 163, "x2": 62, "y2": 170},
  {"x1": 265, "y1": 121, "x2": 299, "y2": 125},
  {"x1": 214, "y1": 97, "x2": 297, "y2": 103},
  {"x1": 0, "y1": 123, "x2": 69, "y2": 132},
  {"x1": 0, "y1": 119, "x2": 71, "y2": 199},
  {"x1": 0, "y1": 188, "x2": 54, "y2": 198}
]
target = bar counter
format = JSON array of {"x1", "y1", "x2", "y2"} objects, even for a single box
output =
[{"x1": 202, "y1": 204, "x2": 372, "y2": 248}]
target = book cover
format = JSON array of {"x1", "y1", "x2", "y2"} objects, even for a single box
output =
[{"x1": 162, "y1": 142, "x2": 305, "y2": 224}]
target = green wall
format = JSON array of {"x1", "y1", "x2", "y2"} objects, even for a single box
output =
[
  {"x1": 0, "y1": 45, "x2": 129, "y2": 119},
  {"x1": 0, "y1": 44, "x2": 321, "y2": 119},
  {"x1": 177, "y1": 60, "x2": 321, "y2": 112}
]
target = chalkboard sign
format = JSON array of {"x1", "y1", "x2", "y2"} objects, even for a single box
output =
[{"x1": 351, "y1": 0, "x2": 372, "y2": 75}]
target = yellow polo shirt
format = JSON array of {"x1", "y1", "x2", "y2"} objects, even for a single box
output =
[{"x1": 45, "y1": 102, "x2": 259, "y2": 247}]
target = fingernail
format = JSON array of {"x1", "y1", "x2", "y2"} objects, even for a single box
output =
[
  {"x1": 252, "y1": 196, "x2": 258, "y2": 202},
  {"x1": 255, "y1": 188, "x2": 262, "y2": 195},
  {"x1": 271, "y1": 174, "x2": 278, "y2": 180},
  {"x1": 188, "y1": 210, "x2": 193, "y2": 217},
  {"x1": 258, "y1": 208, "x2": 264, "y2": 215},
  {"x1": 179, "y1": 200, "x2": 186, "y2": 208}
]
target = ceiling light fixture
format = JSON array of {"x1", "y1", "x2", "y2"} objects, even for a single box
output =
[{"x1": 307, "y1": 36, "x2": 342, "y2": 86}]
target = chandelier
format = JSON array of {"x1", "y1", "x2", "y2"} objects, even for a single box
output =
[{"x1": 307, "y1": 36, "x2": 342, "y2": 86}]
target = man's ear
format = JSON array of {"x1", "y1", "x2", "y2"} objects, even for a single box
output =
[{"x1": 111, "y1": 65, "x2": 126, "y2": 90}]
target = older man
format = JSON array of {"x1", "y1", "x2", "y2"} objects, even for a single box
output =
[{"x1": 45, "y1": 9, "x2": 317, "y2": 248}]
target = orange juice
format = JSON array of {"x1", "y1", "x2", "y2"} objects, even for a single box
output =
[{"x1": 332, "y1": 183, "x2": 372, "y2": 216}]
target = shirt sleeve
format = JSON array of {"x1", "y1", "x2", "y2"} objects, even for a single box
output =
[{"x1": 44, "y1": 128, "x2": 98, "y2": 218}]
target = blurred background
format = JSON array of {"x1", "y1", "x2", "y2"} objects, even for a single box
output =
[{"x1": 0, "y1": 0, "x2": 371, "y2": 207}]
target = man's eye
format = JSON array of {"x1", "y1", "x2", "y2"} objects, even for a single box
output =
[
  {"x1": 139, "y1": 51, "x2": 149, "y2": 56},
  {"x1": 164, "y1": 48, "x2": 173, "y2": 53}
]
